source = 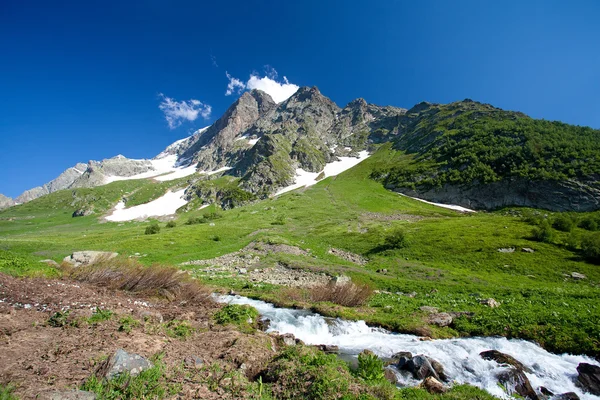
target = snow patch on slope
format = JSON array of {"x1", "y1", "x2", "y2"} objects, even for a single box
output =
[
  {"x1": 399, "y1": 193, "x2": 476, "y2": 213},
  {"x1": 106, "y1": 189, "x2": 188, "y2": 222},
  {"x1": 275, "y1": 151, "x2": 370, "y2": 196}
]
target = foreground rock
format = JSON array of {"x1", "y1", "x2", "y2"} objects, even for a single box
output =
[
  {"x1": 496, "y1": 368, "x2": 538, "y2": 400},
  {"x1": 97, "y1": 349, "x2": 153, "y2": 379},
  {"x1": 63, "y1": 251, "x2": 118, "y2": 267},
  {"x1": 577, "y1": 363, "x2": 600, "y2": 395},
  {"x1": 480, "y1": 349, "x2": 532, "y2": 373},
  {"x1": 394, "y1": 352, "x2": 447, "y2": 382},
  {"x1": 421, "y1": 376, "x2": 446, "y2": 394}
]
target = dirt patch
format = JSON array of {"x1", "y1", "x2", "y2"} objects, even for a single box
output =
[{"x1": 0, "y1": 274, "x2": 283, "y2": 399}]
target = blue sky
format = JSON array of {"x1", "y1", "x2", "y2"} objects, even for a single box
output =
[{"x1": 1, "y1": 0, "x2": 599, "y2": 198}]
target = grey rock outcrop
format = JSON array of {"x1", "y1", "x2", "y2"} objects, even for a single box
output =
[
  {"x1": 480, "y1": 350, "x2": 532, "y2": 373},
  {"x1": 15, "y1": 163, "x2": 87, "y2": 203},
  {"x1": 97, "y1": 349, "x2": 153, "y2": 379},
  {"x1": 70, "y1": 156, "x2": 155, "y2": 188},
  {"x1": 0, "y1": 194, "x2": 15, "y2": 209},
  {"x1": 63, "y1": 251, "x2": 118, "y2": 267}
]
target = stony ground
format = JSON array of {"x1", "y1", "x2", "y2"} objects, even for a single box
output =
[{"x1": 0, "y1": 274, "x2": 280, "y2": 399}]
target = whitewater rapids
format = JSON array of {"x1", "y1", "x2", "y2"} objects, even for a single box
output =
[{"x1": 218, "y1": 295, "x2": 599, "y2": 399}]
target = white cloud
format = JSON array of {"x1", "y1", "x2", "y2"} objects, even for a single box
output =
[
  {"x1": 225, "y1": 68, "x2": 299, "y2": 103},
  {"x1": 158, "y1": 94, "x2": 212, "y2": 129},
  {"x1": 225, "y1": 72, "x2": 246, "y2": 96}
]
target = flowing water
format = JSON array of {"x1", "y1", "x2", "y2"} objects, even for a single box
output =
[{"x1": 218, "y1": 295, "x2": 600, "y2": 399}]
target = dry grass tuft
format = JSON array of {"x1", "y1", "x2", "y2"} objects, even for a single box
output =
[
  {"x1": 67, "y1": 257, "x2": 211, "y2": 304},
  {"x1": 283, "y1": 281, "x2": 373, "y2": 307}
]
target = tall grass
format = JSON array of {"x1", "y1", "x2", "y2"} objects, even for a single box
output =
[
  {"x1": 67, "y1": 257, "x2": 211, "y2": 304},
  {"x1": 284, "y1": 281, "x2": 373, "y2": 307}
]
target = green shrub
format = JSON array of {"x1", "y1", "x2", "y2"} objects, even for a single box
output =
[
  {"x1": 214, "y1": 304, "x2": 259, "y2": 327},
  {"x1": 582, "y1": 233, "x2": 600, "y2": 264},
  {"x1": 165, "y1": 220, "x2": 177, "y2": 228},
  {"x1": 383, "y1": 227, "x2": 407, "y2": 249},
  {"x1": 48, "y1": 310, "x2": 71, "y2": 327},
  {"x1": 145, "y1": 223, "x2": 161, "y2": 235},
  {"x1": 87, "y1": 307, "x2": 113, "y2": 324},
  {"x1": 532, "y1": 220, "x2": 554, "y2": 243},
  {"x1": 579, "y1": 217, "x2": 599, "y2": 231},
  {"x1": 356, "y1": 351, "x2": 385, "y2": 383},
  {"x1": 185, "y1": 216, "x2": 203, "y2": 225},
  {"x1": 164, "y1": 320, "x2": 193, "y2": 339},
  {"x1": 553, "y1": 215, "x2": 574, "y2": 232},
  {"x1": 118, "y1": 315, "x2": 140, "y2": 333}
]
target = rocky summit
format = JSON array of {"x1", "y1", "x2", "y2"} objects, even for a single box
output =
[{"x1": 5, "y1": 87, "x2": 600, "y2": 212}]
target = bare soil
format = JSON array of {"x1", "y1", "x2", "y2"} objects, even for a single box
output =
[{"x1": 0, "y1": 274, "x2": 280, "y2": 399}]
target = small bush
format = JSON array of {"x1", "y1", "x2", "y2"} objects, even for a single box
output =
[
  {"x1": 532, "y1": 220, "x2": 554, "y2": 243},
  {"x1": 47, "y1": 310, "x2": 71, "y2": 327},
  {"x1": 164, "y1": 320, "x2": 193, "y2": 339},
  {"x1": 582, "y1": 233, "x2": 600, "y2": 264},
  {"x1": 214, "y1": 304, "x2": 259, "y2": 326},
  {"x1": 87, "y1": 307, "x2": 113, "y2": 324},
  {"x1": 553, "y1": 215, "x2": 574, "y2": 232},
  {"x1": 579, "y1": 217, "x2": 599, "y2": 231},
  {"x1": 145, "y1": 223, "x2": 161, "y2": 235},
  {"x1": 356, "y1": 350, "x2": 385, "y2": 383},
  {"x1": 203, "y1": 211, "x2": 222, "y2": 221},
  {"x1": 118, "y1": 315, "x2": 140, "y2": 333},
  {"x1": 383, "y1": 227, "x2": 407, "y2": 249},
  {"x1": 165, "y1": 221, "x2": 177, "y2": 228},
  {"x1": 309, "y1": 281, "x2": 373, "y2": 307}
]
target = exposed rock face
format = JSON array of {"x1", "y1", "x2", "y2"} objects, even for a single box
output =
[
  {"x1": 0, "y1": 194, "x2": 15, "y2": 210},
  {"x1": 70, "y1": 156, "x2": 154, "y2": 188},
  {"x1": 15, "y1": 163, "x2": 87, "y2": 203},
  {"x1": 181, "y1": 90, "x2": 277, "y2": 172},
  {"x1": 392, "y1": 177, "x2": 600, "y2": 212}
]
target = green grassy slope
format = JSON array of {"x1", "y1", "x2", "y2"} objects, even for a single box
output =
[
  {"x1": 0, "y1": 144, "x2": 599, "y2": 356},
  {"x1": 375, "y1": 100, "x2": 600, "y2": 189}
]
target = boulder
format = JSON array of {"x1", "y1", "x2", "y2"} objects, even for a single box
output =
[
  {"x1": 405, "y1": 355, "x2": 439, "y2": 380},
  {"x1": 421, "y1": 376, "x2": 446, "y2": 394},
  {"x1": 258, "y1": 318, "x2": 271, "y2": 331},
  {"x1": 39, "y1": 391, "x2": 96, "y2": 400},
  {"x1": 314, "y1": 344, "x2": 339, "y2": 353},
  {"x1": 97, "y1": 349, "x2": 153, "y2": 379},
  {"x1": 419, "y1": 306, "x2": 439, "y2": 313},
  {"x1": 384, "y1": 368, "x2": 398, "y2": 384},
  {"x1": 577, "y1": 363, "x2": 600, "y2": 395},
  {"x1": 496, "y1": 369, "x2": 538, "y2": 400},
  {"x1": 521, "y1": 247, "x2": 535, "y2": 253},
  {"x1": 63, "y1": 251, "x2": 118, "y2": 267},
  {"x1": 480, "y1": 350, "x2": 532, "y2": 373},
  {"x1": 554, "y1": 393, "x2": 580, "y2": 400},
  {"x1": 72, "y1": 208, "x2": 94, "y2": 217},
  {"x1": 498, "y1": 248, "x2": 515, "y2": 253},
  {"x1": 428, "y1": 312, "x2": 453, "y2": 327},
  {"x1": 571, "y1": 272, "x2": 586, "y2": 280},
  {"x1": 480, "y1": 298, "x2": 500, "y2": 308},
  {"x1": 280, "y1": 333, "x2": 298, "y2": 346},
  {"x1": 390, "y1": 351, "x2": 413, "y2": 369}
]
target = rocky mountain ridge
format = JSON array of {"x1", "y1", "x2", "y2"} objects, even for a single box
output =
[{"x1": 5, "y1": 87, "x2": 600, "y2": 212}]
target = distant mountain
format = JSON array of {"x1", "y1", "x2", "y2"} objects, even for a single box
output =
[
  {"x1": 0, "y1": 194, "x2": 14, "y2": 210},
  {"x1": 372, "y1": 99, "x2": 600, "y2": 211},
  {"x1": 5, "y1": 89, "x2": 600, "y2": 212}
]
